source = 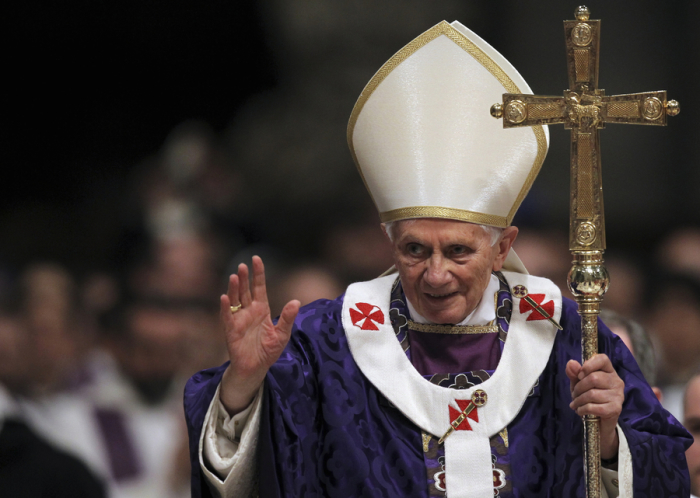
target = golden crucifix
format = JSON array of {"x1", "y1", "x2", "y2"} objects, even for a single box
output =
[{"x1": 490, "y1": 5, "x2": 679, "y2": 497}]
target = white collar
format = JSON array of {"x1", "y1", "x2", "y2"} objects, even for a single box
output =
[
  {"x1": 342, "y1": 271, "x2": 561, "y2": 498},
  {"x1": 406, "y1": 274, "x2": 499, "y2": 325}
]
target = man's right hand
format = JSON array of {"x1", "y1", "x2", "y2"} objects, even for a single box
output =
[{"x1": 219, "y1": 255, "x2": 300, "y2": 416}]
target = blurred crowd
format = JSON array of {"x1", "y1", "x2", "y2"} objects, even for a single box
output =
[
  {"x1": 1, "y1": 1, "x2": 699, "y2": 495},
  {"x1": 0, "y1": 119, "x2": 698, "y2": 496},
  {"x1": 0, "y1": 120, "x2": 397, "y2": 497}
]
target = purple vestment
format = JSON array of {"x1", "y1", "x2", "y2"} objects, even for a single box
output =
[{"x1": 184, "y1": 275, "x2": 691, "y2": 497}]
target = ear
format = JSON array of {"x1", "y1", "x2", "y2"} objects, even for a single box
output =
[
  {"x1": 380, "y1": 223, "x2": 391, "y2": 242},
  {"x1": 492, "y1": 226, "x2": 519, "y2": 271}
]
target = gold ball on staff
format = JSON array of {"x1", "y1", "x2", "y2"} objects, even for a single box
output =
[
  {"x1": 575, "y1": 6, "x2": 590, "y2": 21},
  {"x1": 666, "y1": 100, "x2": 680, "y2": 117},
  {"x1": 490, "y1": 103, "x2": 504, "y2": 119}
]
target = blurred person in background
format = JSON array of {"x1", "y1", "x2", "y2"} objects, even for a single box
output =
[
  {"x1": 684, "y1": 373, "x2": 700, "y2": 498},
  {"x1": 599, "y1": 309, "x2": 663, "y2": 402},
  {"x1": 0, "y1": 308, "x2": 106, "y2": 497},
  {"x1": 321, "y1": 217, "x2": 396, "y2": 285},
  {"x1": 511, "y1": 229, "x2": 570, "y2": 297},
  {"x1": 83, "y1": 296, "x2": 191, "y2": 498},
  {"x1": 647, "y1": 228, "x2": 700, "y2": 421},
  {"x1": 15, "y1": 263, "x2": 120, "y2": 488},
  {"x1": 128, "y1": 120, "x2": 245, "y2": 247},
  {"x1": 0, "y1": 305, "x2": 31, "y2": 396},
  {"x1": 17, "y1": 263, "x2": 115, "y2": 487},
  {"x1": 656, "y1": 227, "x2": 700, "y2": 280},
  {"x1": 129, "y1": 232, "x2": 225, "y2": 303},
  {"x1": 179, "y1": 301, "x2": 229, "y2": 379},
  {"x1": 268, "y1": 264, "x2": 344, "y2": 313},
  {"x1": 19, "y1": 263, "x2": 91, "y2": 394},
  {"x1": 20, "y1": 286, "x2": 193, "y2": 498},
  {"x1": 600, "y1": 255, "x2": 646, "y2": 319},
  {"x1": 645, "y1": 274, "x2": 700, "y2": 421}
]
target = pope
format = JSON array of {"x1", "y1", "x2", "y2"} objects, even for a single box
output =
[{"x1": 184, "y1": 20, "x2": 691, "y2": 498}]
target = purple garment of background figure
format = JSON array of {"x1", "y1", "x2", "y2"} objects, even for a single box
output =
[{"x1": 184, "y1": 277, "x2": 692, "y2": 497}]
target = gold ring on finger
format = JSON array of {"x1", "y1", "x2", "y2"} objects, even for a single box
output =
[{"x1": 230, "y1": 303, "x2": 243, "y2": 314}]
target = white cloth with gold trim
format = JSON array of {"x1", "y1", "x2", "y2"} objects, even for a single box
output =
[
  {"x1": 341, "y1": 271, "x2": 630, "y2": 498},
  {"x1": 348, "y1": 21, "x2": 549, "y2": 230},
  {"x1": 196, "y1": 270, "x2": 631, "y2": 496}
]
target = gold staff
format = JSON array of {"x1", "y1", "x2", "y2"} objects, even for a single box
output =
[{"x1": 490, "y1": 6, "x2": 679, "y2": 497}]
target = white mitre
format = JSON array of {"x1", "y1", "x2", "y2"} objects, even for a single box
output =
[{"x1": 348, "y1": 21, "x2": 549, "y2": 273}]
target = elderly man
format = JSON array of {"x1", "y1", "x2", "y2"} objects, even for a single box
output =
[{"x1": 185, "y1": 21, "x2": 690, "y2": 497}]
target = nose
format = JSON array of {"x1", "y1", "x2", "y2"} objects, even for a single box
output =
[{"x1": 423, "y1": 253, "x2": 452, "y2": 288}]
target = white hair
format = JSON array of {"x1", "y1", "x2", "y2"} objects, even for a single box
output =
[{"x1": 384, "y1": 220, "x2": 503, "y2": 246}]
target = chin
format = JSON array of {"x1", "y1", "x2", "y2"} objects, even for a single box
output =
[
  {"x1": 423, "y1": 308, "x2": 466, "y2": 325},
  {"x1": 419, "y1": 298, "x2": 471, "y2": 324}
]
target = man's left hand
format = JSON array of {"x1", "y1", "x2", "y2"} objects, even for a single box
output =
[{"x1": 566, "y1": 354, "x2": 625, "y2": 460}]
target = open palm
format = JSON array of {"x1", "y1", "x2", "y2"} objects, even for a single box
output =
[{"x1": 219, "y1": 256, "x2": 300, "y2": 415}]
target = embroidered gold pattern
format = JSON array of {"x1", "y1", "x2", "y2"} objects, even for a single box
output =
[
  {"x1": 499, "y1": 428, "x2": 509, "y2": 448},
  {"x1": 407, "y1": 319, "x2": 498, "y2": 335},
  {"x1": 422, "y1": 432, "x2": 432, "y2": 453},
  {"x1": 347, "y1": 20, "x2": 548, "y2": 228}
]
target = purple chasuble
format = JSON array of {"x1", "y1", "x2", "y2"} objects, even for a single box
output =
[{"x1": 184, "y1": 272, "x2": 692, "y2": 498}]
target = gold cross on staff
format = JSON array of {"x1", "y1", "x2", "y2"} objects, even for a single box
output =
[
  {"x1": 490, "y1": 5, "x2": 679, "y2": 255},
  {"x1": 490, "y1": 6, "x2": 679, "y2": 498}
]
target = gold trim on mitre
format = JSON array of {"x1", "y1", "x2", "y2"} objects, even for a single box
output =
[
  {"x1": 347, "y1": 20, "x2": 548, "y2": 227},
  {"x1": 380, "y1": 206, "x2": 508, "y2": 228}
]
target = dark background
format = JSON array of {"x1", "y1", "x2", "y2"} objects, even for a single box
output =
[{"x1": 4, "y1": 1, "x2": 698, "y2": 276}]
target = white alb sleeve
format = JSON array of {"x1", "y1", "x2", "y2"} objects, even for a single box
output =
[
  {"x1": 199, "y1": 383, "x2": 264, "y2": 497},
  {"x1": 599, "y1": 424, "x2": 634, "y2": 498}
]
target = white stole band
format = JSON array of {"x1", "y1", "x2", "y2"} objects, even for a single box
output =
[{"x1": 342, "y1": 271, "x2": 561, "y2": 498}]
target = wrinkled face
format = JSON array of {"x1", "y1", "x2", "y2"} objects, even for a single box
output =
[
  {"x1": 388, "y1": 219, "x2": 517, "y2": 324},
  {"x1": 685, "y1": 376, "x2": 700, "y2": 496}
]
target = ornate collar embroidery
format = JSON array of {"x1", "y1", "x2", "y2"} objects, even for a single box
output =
[
  {"x1": 391, "y1": 272, "x2": 512, "y2": 339},
  {"x1": 406, "y1": 321, "x2": 498, "y2": 334}
]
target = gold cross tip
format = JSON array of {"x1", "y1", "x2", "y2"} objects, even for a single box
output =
[
  {"x1": 575, "y1": 6, "x2": 590, "y2": 21},
  {"x1": 666, "y1": 100, "x2": 680, "y2": 116},
  {"x1": 490, "y1": 103, "x2": 504, "y2": 119}
]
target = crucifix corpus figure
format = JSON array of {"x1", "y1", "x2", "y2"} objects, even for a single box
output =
[{"x1": 491, "y1": 5, "x2": 681, "y2": 498}]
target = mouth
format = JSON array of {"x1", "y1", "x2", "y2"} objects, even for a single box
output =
[{"x1": 424, "y1": 291, "x2": 458, "y2": 301}]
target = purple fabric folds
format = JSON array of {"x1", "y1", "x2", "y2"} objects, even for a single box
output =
[
  {"x1": 184, "y1": 282, "x2": 692, "y2": 497},
  {"x1": 408, "y1": 331, "x2": 501, "y2": 376}
]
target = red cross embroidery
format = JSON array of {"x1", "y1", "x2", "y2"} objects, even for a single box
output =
[
  {"x1": 519, "y1": 293, "x2": 555, "y2": 322},
  {"x1": 349, "y1": 302, "x2": 385, "y2": 330},
  {"x1": 448, "y1": 399, "x2": 479, "y2": 431},
  {"x1": 493, "y1": 464, "x2": 506, "y2": 494}
]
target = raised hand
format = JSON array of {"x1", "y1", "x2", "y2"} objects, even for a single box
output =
[
  {"x1": 566, "y1": 354, "x2": 625, "y2": 460},
  {"x1": 219, "y1": 255, "x2": 300, "y2": 415}
]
